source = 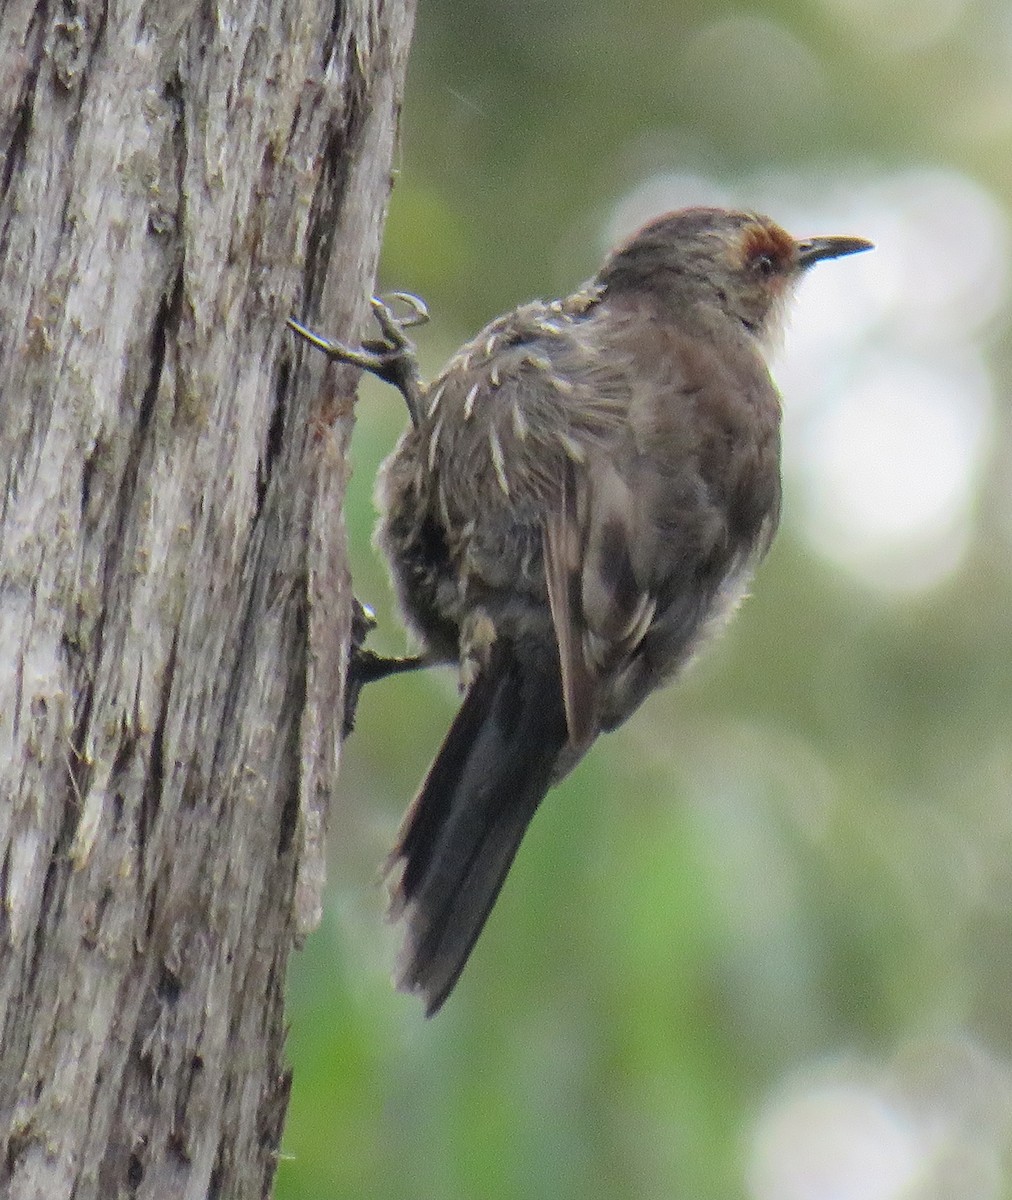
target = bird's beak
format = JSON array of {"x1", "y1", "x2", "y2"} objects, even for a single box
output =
[{"x1": 795, "y1": 235, "x2": 873, "y2": 268}]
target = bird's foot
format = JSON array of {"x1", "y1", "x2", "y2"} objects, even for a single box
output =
[
  {"x1": 343, "y1": 599, "x2": 430, "y2": 737},
  {"x1": 288, "y1": 293, "x2": 429, "y2": 426}
]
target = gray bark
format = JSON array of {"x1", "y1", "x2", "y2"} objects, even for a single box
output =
[{"x1": 0, "y1": 0, "x2": 415, "y2": 1196}]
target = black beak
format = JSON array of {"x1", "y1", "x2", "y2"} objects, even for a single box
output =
[{"x1": 795, "y1": 235, "x2": 874, "y2": 268}]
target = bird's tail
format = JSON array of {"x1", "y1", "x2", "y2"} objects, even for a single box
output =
[{"x1": 385, "y1": 638, "x2": 569, "y2": 1016}]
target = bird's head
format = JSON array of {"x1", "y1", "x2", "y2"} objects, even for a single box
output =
[{"x1": 599, "y1": 206, "x2": 872, "y2": 344}]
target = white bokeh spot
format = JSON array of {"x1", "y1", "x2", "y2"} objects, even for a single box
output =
[{"x1": 748, "y1": 1083, "x2": 923, "y2": 1200}]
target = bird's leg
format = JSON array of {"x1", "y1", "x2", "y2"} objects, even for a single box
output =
[
  {"x1": 343, "y1": 651, "x2": 430, "y2": 738},
  {"x1": 343, "y1": 598, "x2": 432, "y2": 736},
  {"x1": 288, "y1": 292, "x2": 429, "y2": 427}
]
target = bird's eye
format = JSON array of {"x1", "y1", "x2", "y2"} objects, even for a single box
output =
[{"x1": 753, "y1": 254, "x2": 776, "y2": 277}]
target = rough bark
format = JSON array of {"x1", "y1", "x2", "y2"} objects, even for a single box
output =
[{"x1": 0, "y1": 1, "x2": 415, "y2": 1196}]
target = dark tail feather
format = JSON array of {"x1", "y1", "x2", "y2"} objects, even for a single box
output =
[{"x1": 386, "y1": 639, "x2": 568, "y2": 1016}]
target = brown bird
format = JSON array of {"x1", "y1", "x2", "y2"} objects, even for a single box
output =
[{"x1": 289, "y1": 206, "x2": 871, "y2": 1015}]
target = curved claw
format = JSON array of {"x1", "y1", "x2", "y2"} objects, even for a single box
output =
[
  {"x1": 369, "y1": 294, "x2": 430, "y2": 350},
  {"x1": 375, "y1": 291, "x2": 430, "y2": 329}
]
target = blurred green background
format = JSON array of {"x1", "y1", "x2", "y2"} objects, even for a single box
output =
[{"x1": 278, "y1": 2, "x2": 1012, "y2": 1197}]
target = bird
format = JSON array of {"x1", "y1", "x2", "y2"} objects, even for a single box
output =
[{"x1": 288, "y1": 205, "x2": 872, "y2": 1015}]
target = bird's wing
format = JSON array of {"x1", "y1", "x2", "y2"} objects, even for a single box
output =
[
  {"x1": 544, "y1": 449, "x2": 663, "y2": 748},
  {"x1": 543, "y1": 463, "x2": 600, "y2": 750},
  {"x1": 544, "y1": 316, "x2": 783, "y2": 745}
]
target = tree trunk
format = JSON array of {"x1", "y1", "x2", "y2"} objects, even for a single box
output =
[{"x1": 0, "y1": 1, "x2": 415, "y2": 1196}]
